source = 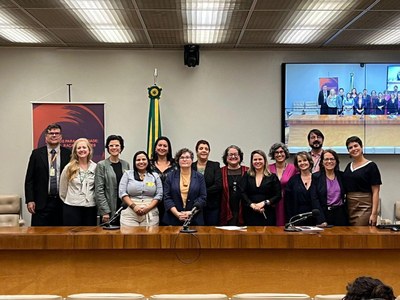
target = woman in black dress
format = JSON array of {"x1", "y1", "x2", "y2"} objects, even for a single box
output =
[
  {"x1": 241, "y1": 150, "x2": 281, "y2": 226},
  {"x1": 285, "y1": 151, "x2": 316, "y2": 225},
  {"x1": 342, "y1": 136, "x2": 381, "y2": 226}
]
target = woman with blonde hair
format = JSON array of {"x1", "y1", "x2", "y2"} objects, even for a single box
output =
[
  {"x1": 59, "y1": 138, "x2": 97, "y2": 226},
  {"x1": 241, "y1": 150, "x2": 281, "y2": 226}
]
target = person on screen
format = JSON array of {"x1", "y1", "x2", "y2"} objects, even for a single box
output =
[
  {"x1": 350, "y1": 88, "x2": 358, "y2": 100},
  {"x1": 368, "y1": 90, "x2": 378, "y2": 115},
  {"x1": 386, "y1": 92, "x2": 398, "y2": 115},
  {"x1": 337, "y1": 87, "x2": 345, "y2": 114},
  {"x1": 268, "y1": 142, "x2": 297, "y2": 226},
  {"x1": 343, "y1": 276, "x2": 395, "y2": 300},
  {"x1": 163, "y1": 148, "x2": 206, "y2": 226},
  {"x1": 220, "y1": 145, "x2": 248, "y2": 226},
  {"x1": 318, "y1": 84, "x2": 329, "y2": 115},
  {"x1": 59, "y1": 138, "x2": 97, "y2": 226},
  {"x1": 354, "y1": 93, "x2": 365, "y2": 116},
  {"x1": 241, "y1": 150, "x2": 281, "y2": 226},
  {"x1": 24, "y1": 123, "x2": 71, "y2": 226},
  {"x1": 326, "y1": 88, "x2": 339, "y2": 115},
  {"x1": 150, "y1": 136, "x2": 177, "y2": 225},
  {"x1": 119, "y1": 151, "x2": 163, "y2": 226},
  {"x1": 192, "y1": 140, "x2": 222, "y2": 226},
  {"x1": 342, "y1": 93, "x2": 355, "y2": 116},
  {"x1": 307, "y1": 129, "x2": 324, "y2": 173},
  {"x1": 362, "y1": 89, "x2": 372, "y2": 115},
  {"x1": 343, "y1": 136, "x2": 382, "y2": 226},
  {"x1": 393, "y1": 85, "x2": 399, "y2": 95},
  {"x1": 285, "y1": 151, "x2": 316, "y2": 226},
  {"x1": 374, "y1": 92, "x2": 386, "y2": 115},
  {"x1": 95, "y1": 135, "x2": 130, "y2": 225},
  {"x1": 310, "y1": 149, "x2": 348, "y2": 227}
]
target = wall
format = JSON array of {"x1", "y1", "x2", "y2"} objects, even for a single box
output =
[{"x1": 1, "y1": 48, "x2": 399, "y2": 223}]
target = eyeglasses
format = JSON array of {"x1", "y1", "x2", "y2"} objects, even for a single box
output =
[
  {"x1": 47, "y1": 132, "x2": 61, "y2": 136},
  {"x1": 228, "y1": 154, "x2": 239, "y2": 158},
  {"x1": 179, "y1": 156, "x2": 192, "y2": 160},
  {"x1": 275, "y1": 151, "x2": 285, "y2": 155},
  {"x1": 323, "y1": 158, "x2": 336, "y2": 162}
]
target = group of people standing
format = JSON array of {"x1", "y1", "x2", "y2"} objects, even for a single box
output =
[
  {"x1": 318, "y1": 85, "x2": 400, "y2": 116},
  {"x1": 24, "y1": 124, "x2": 382, "y2": 228}
]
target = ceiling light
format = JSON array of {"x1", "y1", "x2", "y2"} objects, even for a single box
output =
[
  {"x1": 276, "y1": 1, "x2": 360, "y2": 44},
  {"x1": 63, "y1": 0, "x2": 135, "y2": 43},
  {"x1": 183, "y1": 1, "x2": 237, "y2": 44},
  {"x1": 0, "y1": 10, "x2": 44, "y2": 43}
]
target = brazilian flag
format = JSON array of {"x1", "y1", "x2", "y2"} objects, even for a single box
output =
[{"x1": 147, "y1": 85, "x2": 162, "y2": 158}]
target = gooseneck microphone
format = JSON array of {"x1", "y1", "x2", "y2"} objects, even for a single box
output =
[
  {"x1": 284, "y1": 209, "x2": 320, "y2": 232},
  {"x1": 101, "y1": 203, "x2": 128, "y2": 230},
  {"x1": 180, "y1": 203, "x2": 201, "y2": 233}
]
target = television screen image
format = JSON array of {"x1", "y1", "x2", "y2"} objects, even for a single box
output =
[{"x1": 282, "y1": 63, "x2": 400, "y2": 154}]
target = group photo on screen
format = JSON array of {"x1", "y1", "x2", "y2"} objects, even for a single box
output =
[{"x1": 283, "y1": 63, "x2": 400, "y2": 154}]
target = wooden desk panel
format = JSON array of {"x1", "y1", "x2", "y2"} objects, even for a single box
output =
[{"x1": 0, "y1": 227, "x2": 399, "y2": 296}]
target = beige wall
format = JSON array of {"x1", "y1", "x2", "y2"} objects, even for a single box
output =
[{"x1": 1, "y1": 48, "x2": 399, "y2": 223}]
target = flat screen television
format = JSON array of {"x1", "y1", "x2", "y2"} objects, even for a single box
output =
[{"x1": 282, "y1": 63, "x2": 400, "y2": 154}]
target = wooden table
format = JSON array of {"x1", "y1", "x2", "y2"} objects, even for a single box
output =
[
  {"x1": 286, "y1": 115, "x2": 400, "y2": 150},
  {"x1": 0, "y1": 226, "x2": 399, "y2": 297}
]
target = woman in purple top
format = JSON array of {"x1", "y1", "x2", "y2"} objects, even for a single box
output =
[
  {"x1": 268, "y1": 142, "x2": 297, "y2": 226},
  {"x1": 310, "y1": 149, "x2": 348, "y2": 226}
]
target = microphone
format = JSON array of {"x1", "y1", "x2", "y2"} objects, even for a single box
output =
[
  {"x1": 101, "y1": 203, "x2": 128, "y2": 230},
  {"x1": 284, "y1": 209, "x2": 320, "y2": 232},
  {"x1": 180, "y1": 203, "x2": 202, "y2": 233}
]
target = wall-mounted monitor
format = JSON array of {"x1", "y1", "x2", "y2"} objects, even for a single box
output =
[{"x1": 282, "y1": 63, "x2": 400, "y2": 154}]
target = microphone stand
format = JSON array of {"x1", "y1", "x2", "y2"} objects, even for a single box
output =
[
  {"x1": 180, "y1": 210, "x2": 198, "y2": 233},
  {"x1": 101, "y1": 206, "x2": 125, "y2": 230},
  {"x1": 284, "y1": 216, "x2": 308, "y2": 232}
]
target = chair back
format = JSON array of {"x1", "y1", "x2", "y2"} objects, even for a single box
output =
[
  {"x1": 0, "y1": 296, "x2": 62, "y2": 300},
  {"x1": 150, "y1": 294, "x2": 228, "y2": 300},
  {"x1": 67, "y1": 293, "x2": 145, "y2": 300},
  {"x1": 314, "y1": 295, "x2": 345, "y2": 300},
  {"x1": 232, "y1": 294, "x2": 310, "y2": 300},
  {"x1": 0, "y1": 195, "x2": 21, "y2": 227}
]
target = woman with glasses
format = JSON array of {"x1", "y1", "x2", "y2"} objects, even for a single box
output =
[
  {"x1": 241, "y1": 150, "x2": 281, "y2": 226},
  {"x1": 220, "y1": 145, "x2": 248, "y2": 226},
  {"x1": 268, "y1": 142, "x2": 297, "y2": 226},
  {"x1": 310, "y1": 149, "x2": 348, "y2": 226},
  {"x1": 163, "y1": 148, "x2": 206, "y2": 226}
]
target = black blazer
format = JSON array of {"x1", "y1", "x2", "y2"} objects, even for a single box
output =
[
  {"x1": 192, "y1": 160, "x2": 222, "y2": 209},
  {"x1": 24, "y1": 146, "x2": 71, "y2": 210},
  {"x1": 310, "y1": 171, "x2": 346, "y2": 224}
]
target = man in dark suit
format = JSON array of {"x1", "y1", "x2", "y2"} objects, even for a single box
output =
[
  {"x1": 318, "y1": 84, "x2": 329, "y2": 115},
  {"x1": 24, "y1": 123, "x2": 71, "y2": 226}
]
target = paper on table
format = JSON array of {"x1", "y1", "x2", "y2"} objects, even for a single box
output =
[{"x1": 215, "y1": 226, "x2": 247, "y2": 231}]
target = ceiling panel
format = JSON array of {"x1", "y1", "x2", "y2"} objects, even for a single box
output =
[{"x1": 0, "y1": 0, "x2": 399, "y2": 49}]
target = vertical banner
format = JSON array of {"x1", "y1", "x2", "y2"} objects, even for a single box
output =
[
  {"x1": 147, "y1": 85, "x2": 162, "y2": 158},
  {"x1": 319, "y1": 77, "x2": 339, "y2": 91},
  {"x1": 32, "y1": 103, "x2": 105, "y2": 162}
]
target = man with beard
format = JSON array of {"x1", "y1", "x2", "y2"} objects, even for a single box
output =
[{"x1": 307, "y1": 129, "x2": 324, "y2": 173}]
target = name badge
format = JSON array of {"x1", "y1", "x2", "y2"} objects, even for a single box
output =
[
  {"x1": 146, "y1": 182, "x2": 155, "y2": 187},
  {"x1": 50, "y1": 167, "x2": 56, "y2": 177}
]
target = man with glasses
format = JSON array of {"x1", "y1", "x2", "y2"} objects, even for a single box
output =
[
  {"x1": 24, "y1": 123, "x2": 71, "y2": 226},
  {"x1": 307, "y1": 129, "x2": 324, "y2": 173}
]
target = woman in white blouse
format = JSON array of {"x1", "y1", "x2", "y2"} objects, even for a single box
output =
[
  {"x1": 119, "y1": 151, "x2": 163, "y2": 226},
  {"x1": 59, "y1": 138, "x2": 97, "y2": 226}
]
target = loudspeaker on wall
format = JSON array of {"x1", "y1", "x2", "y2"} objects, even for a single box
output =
[{"x1": 184, "y1": 44, "x2": 200, "y2": 67}]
